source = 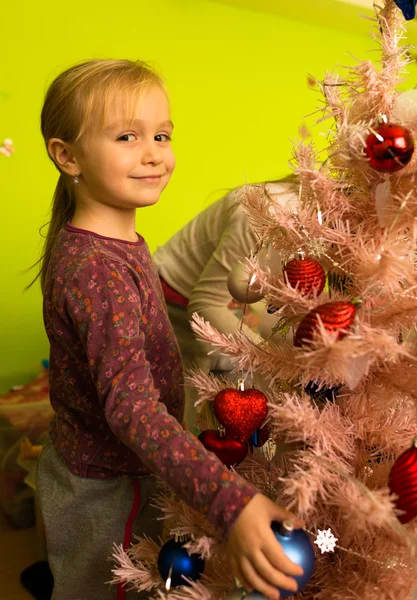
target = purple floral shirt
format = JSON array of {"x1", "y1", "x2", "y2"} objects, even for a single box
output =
[{"x1": 43, "y1": 223, "x2": 257, "y2": 537}]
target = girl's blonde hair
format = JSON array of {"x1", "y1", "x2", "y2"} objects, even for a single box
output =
[{"x1": 30, "y1": 59, "x2": 164, "y2": 291}]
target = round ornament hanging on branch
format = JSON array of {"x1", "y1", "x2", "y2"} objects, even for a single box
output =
[
  {"x1": 305, "y1": 380, "x2": 340, "y2": 403},
  {"x1": 283, "y1": 255, "x2": 326, "y2": 298},
  {"x1": 270, "y1": 521, "x2": 315, "y2": 598},
  {"x1": 365, "y1": 122, "x2": 414, "y2": 173},
  {"x1": 225, "y1": 521, "x2": 315, "y2": 599},
  {"x1": 157, "y1": 538, "x2": 205, "y2": 589},
  {"x1": 213, "y1": 386, "x2": 268, "y2": 443},
  {"x1": 393, "y1": 0, "x2": 417, "y2": 21},
  {"x1": 294, "y1": 300, "x2": 358, "y2": 347},
  {"x1": 198, "y1": 429, "x2": 248, "y2": 467},
  {"x1": 267, "y1": 302, "x2": 279, "y2": 314},
  {"x1": 227, "y1": 245, "x2": 283, "y2": 305},
  {"x1": 227, "y1": 262, "x2": 265, "y2": 304},
  {"x1": 249, "y1": 422, "x2": 270, "y2": 448},
  {"x1": 389, "y1": 439, "x2": 417, "y2": 524}
]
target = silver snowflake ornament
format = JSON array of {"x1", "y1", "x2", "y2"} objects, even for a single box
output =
[{"x1": 314, "y1": 528, "x2": 338, "y2": 554}]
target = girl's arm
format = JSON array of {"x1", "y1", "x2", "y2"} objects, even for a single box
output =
[{"x1": 64, "y1": 253, "x2": 257, "y2": 538}]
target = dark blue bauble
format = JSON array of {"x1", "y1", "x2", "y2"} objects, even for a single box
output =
[
  {"x1": 251, "y1": 521, "x2": 315, "y2": 598},
  {"x1": 250, "y1": 429, "x2": 262, "y2": 447},
  {"x1": 393, "y1": 0, "x2": 417, "y2": 20},
  {"x1": 366, "y1": 445, "x2": 384, "y2": 465},
  {"x1": 249, "y1": 424, "x2": 269, "y2": 448},
  {"x1": 305, "y1": 380, "x2": 340, "y2": 403},
  {"x1": 267, "y1": 303, "x2": 279, "y2": 314},
  {"x1": 157, "y1": 539, "x2": 205, "y2": 588}
]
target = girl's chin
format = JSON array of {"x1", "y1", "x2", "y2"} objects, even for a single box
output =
[{"x1": 133, "y1": 194, "x2": 162, "y2": 208}]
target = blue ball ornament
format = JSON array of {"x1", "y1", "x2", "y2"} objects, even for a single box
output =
[
  {"x1": 305, "y1": 380, "x2": 340, "y2": 403},
  {"x1": 250, "y1": 429, "x2": 262, "y2": 447},
  {"x1": 157, "y1": 538, "x2": 205, "y2": 588},
  {"x1": 272, "y1": 521, "x2": 315, "y2": 597},
  {"x1": 393, "y1": 0, "x2": 417, "y2": 21},
  {"x1": 251, "y1": 521, "x2": 315, "y2": 598},
  {"x1": 249, "y1": 424, "x2": 269, "y2": 448}
]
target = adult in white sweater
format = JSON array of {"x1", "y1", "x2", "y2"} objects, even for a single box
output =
[{"x1": 153, "y1": 180, "x2": 297, "y2": 428}]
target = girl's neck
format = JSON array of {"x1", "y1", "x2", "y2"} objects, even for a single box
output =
[{"x1": 71, "y1": 205, "x2": 138, "y2": 243}]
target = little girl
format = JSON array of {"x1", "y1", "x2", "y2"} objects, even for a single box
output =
[{"x1": 34, "y1": 59, "x2": 303, "y2": 600}]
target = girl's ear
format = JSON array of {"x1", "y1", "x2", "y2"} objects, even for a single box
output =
[{"x1": 47, "y1": 138, "x2": 80, "y2": 176}]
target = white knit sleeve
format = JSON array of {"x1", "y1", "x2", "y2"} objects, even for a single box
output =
[{"x1": 187, "y1": 205, "x2": 262, "y2": 344}]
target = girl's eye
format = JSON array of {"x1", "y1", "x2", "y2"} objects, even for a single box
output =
[
  {"x1": 118, "y1": 133, "x2": 136, "y2": 142},
  {"x1": 155, "y1": 133, "x2": 171, "y2": 142}
]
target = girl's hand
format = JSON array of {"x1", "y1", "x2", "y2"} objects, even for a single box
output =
[{"x1": 226, "y1": 494, "x2": 304, "y2": 600}]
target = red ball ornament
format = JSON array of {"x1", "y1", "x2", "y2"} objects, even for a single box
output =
[
  {"x1": 213, "y1": 388, "x2": 268, "y2": 443},
  {"x1": 283, "y1": 257, "x2": 326, "y2": 298},
  {"x1": 198, "y1": 429, "x2": 248, "y2": 467},
  {"x1": 389, "y1": 440, "x2": 417, "y2": 524},
  {"x1": 365, "y1": 123, "x2": 414, "y2": 173},
  {"x1": 294, "y1": 300, "x2": 357, "y2": 348}
]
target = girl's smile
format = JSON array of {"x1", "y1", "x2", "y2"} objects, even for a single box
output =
[{"x1": 130, "y1": 174, "x2": 165, "y2": 184}]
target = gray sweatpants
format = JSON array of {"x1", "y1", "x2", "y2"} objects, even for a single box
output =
[{"x1": 36, "y1": 440, "x2": 162, "y2": 600}]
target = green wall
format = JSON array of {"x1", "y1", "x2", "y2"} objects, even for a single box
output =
[{"x1": 0, "y1": 0, "x2": 408, "y2": 391}]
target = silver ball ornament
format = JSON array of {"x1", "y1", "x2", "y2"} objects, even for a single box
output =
[{"x1": 227, "y1": 262, "x2": 265, "y2": 304}]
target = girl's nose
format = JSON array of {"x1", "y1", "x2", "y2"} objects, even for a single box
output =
[{"x1": 141, "y1": 140, "x2": 163, "y2": 165}]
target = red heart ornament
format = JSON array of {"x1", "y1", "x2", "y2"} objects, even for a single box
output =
[
  {"x1": 198, "y1": 430, "x2": 248, "y2": 467},
  {"x1": 213, "y1": 388, "x2": 268, "y2": 443},
  {"x1": 389, "y1": 440, "x2": 417, "y2": 524}
]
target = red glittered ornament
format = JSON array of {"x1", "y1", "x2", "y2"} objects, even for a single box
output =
[
  {"x1": 389, "y1": 440, "x2": 417, "y2": 524},
  {"x1": 198, "y1": 429, "x2": 248, "y2": 467},
  {"x1": 365, "y1": 123, "x2": 414, "y2": 173},
  {"x1": 213, "y1": 388, "x2": 268, "y2": 443},
  {"x1": 284, "y1": 257, "x2": 326, "y2": 298},
  {"x1": 294, "y1": 300, "x2": 357, "y2": 348}
]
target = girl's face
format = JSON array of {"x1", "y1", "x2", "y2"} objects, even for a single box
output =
[{"x1": 75, "y1": 85, "x2": 176, "y2": 211}]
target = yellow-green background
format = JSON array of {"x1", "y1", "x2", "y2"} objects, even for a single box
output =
[{"x1": 1, "y1": 0, "x2": 416, "y2": 392}]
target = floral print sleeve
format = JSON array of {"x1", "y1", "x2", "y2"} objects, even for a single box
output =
[{"x1": 60, "y1": 248, "x2": 257, "y2": 538}]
